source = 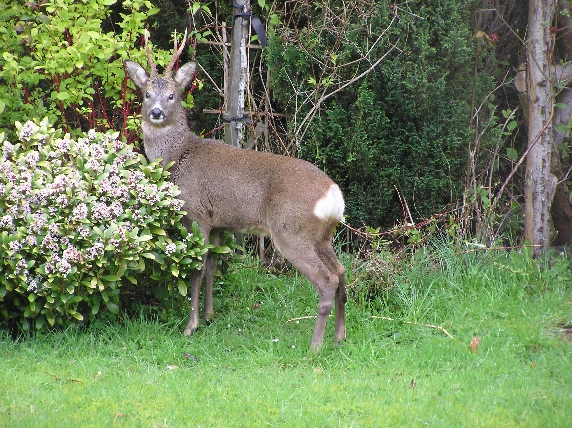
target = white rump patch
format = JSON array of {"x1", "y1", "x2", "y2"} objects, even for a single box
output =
[{"x1": 313, "y1": 184, "x2": 344, "y2": 220}]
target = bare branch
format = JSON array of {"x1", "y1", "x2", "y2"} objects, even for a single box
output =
[{"x1": 297, "y1": 39, "x2": 401, "y2": 143}]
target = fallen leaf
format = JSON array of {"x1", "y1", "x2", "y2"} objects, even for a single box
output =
[
  {"x1": 166, "y1": 365, "x2": 179, "y2": 370},
  {"x1": 469, "y1": 336, "x2": 481, "y2": 353}
]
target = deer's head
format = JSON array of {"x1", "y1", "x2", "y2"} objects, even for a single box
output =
[{"x1": 125, "y1": 30, "x2": 197, "y2": 128}]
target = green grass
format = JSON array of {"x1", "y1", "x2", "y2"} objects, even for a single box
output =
[{"x1": 1, "y1": 246, "x2": 571, "y2": 427}]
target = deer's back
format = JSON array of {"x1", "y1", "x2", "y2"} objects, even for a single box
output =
[{"x1": 167, "y1": 137, "x2": 341, "y2": 233}]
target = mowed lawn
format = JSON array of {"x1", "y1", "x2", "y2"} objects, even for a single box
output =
[{"x1": 1, "y1": 248, "x2": 571, "y2": 427}]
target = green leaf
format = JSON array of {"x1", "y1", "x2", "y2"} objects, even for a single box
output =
[
  {"x1": 506, "y1": 147, "x2": 518, "y2": 162},
  {"x1": 555, "y1": 103, "x2": 568, "y2": 110},
  {"x1": 141, "y1": 252, "x2": 156, "y2": 260},
  {"x1": 46, "y1": 312, "x2": 56, "y2": 326},
  {"x1": 105, "y1": 301, "x2": 119, "y2": 314},
  {"x1": 70, "y1": 311, "x2": 84, "y2": 321},
  {"x1": 35, "y1": 317, "x2": 44, "y2": 330},
  {"x1": 201, "y1": 4, "x2": 212, "y2": 15},
  {"x1": 177, "y1": 279, "x2": 187, "y2": 296},
  {"x1": 191, "y1": 222, "x2": 200, "y2": 236},
  {"x1": 55, "y1": 91, "x2": 70, "y2": 101},
  {"x1": 191, "y1": 2, "x2": 201, "y2": 15},
  {"x1": 554, "y1": 124, "x2": 571, "y2": 133},
  {"x1": 211, "y1": 245, "x2": 232, "y2": 254}
]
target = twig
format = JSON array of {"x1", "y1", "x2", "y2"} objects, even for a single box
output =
[
  {"x1": 297, "y1": 35, "x2": 401, "y2": 142},
  {"x1": 284, "y1": 315, "x2": 455, "y2": 339},
  {"x1": 284, "y1": 315, "x2": 322, "y2": 324},
  {"x1": 370, "y1": 316, "x2": 455, "y2": 339}
]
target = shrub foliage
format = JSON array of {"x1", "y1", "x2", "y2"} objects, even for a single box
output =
[
  {"x1": 0, "y1": 119, "x2": 208, "y2": 332},
  {"x1": 265, "y1": 0, "x2": 495, "y2": 227}
]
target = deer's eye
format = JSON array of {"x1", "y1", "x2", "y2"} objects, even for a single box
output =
[
  {"x1": 168, "y1": 94, "x2": 174, "y2": 100},
  {"x1": 145, "y1": 92, "x2": 150, "y2": 99}
]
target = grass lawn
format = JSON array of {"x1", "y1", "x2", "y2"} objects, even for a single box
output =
[{"x1": 1, "y1": 247, "x2": 571, "y2": 427}]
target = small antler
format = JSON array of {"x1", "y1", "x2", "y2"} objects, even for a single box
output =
[
  {"x1": 164, "y1": 29, "x2": 188, "y2": 75},
  {"x1": 144, "y1": 29, "x2": 158, "y2": 77}
]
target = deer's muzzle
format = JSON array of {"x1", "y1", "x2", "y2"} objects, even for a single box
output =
[{"x1": 149, "y1": 108, "x2": 165, "y2": 123}]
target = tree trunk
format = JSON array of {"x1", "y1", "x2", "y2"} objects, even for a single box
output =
[
  {"x1": 549, "y1": 1, "x2": 572, "y2": 246},
  {"x1": 524, "y1": 0, "x2": 558, "y2": 256},
  {"x1": 550, "y1": 87, "x2": 572, "y2": 246}
]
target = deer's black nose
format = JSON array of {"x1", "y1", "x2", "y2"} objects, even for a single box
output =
[{"x1": 150, "y1": 108, "x2": 164, "y2": 120}]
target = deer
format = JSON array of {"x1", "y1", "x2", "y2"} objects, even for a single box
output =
[{"x1": 124, "y1": 32, "x2": 347, "y2": 351}]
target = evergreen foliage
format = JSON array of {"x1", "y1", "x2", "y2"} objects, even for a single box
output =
[{"x1": 266, "y1": 0, "x2": 495, "y2": 226}]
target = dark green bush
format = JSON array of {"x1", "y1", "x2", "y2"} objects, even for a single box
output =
[
  {"x1": 266, "y1": 0, "x2": 495, "y2": 227},
  {"x1": 0, "y1": 118, "x2": 208, "y2": 332}
]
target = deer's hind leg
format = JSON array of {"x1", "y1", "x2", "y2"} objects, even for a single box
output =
[
  {"x1": 275, "y1": 237, "x2": 340, "y2": 352},
  {"x1": 317, "y1": 241, "x2": 347, "y2": 344}
]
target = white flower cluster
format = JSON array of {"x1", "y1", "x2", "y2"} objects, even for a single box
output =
[
  {"x1": 18, "y1": 120, "x2": 39, "y2": 140},
  {"x1": 85, "y1": 241, "x2": 105, "y2": 260},
  {"x1": 164, "y1": 242, "x2": 177, "y2": 256}
]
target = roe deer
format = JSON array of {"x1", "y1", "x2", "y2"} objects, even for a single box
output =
[{"x1": 125, "y1": 32, "x2": 346, "y2": 351}]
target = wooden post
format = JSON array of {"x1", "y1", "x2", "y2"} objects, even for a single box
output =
[
  {"x1": 221, "y1": 21, "x2": 229, "y2": 112},
  {"x1": 224, "y1": 0, "x2": 250, "y2": 148}
]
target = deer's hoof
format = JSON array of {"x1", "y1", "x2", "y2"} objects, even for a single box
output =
[
  {"x1": 308, "y1": 341, "x2": 323, "y2": 353},
  {"x1": 183, "y1": 326, "x2": 198, "y2": 336}
]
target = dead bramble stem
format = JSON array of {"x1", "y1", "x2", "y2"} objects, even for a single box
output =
[{"x1": 284, "y1": 315, "x2": 454, "y2": 340}]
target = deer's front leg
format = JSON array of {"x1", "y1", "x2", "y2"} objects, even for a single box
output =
[
  {"x1": 202, "y1": 231, "x2": 221, "y2": 323},
  {"x1": 183, "y1": 267, "x2": 204, "y2": 335}
]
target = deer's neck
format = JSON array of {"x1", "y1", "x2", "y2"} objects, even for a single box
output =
[{"x1": 142, "y1": 111, "x2": 194, "y2": 165}]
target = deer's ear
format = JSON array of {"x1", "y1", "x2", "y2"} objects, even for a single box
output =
[
  {"x1": 124, "y1": 61, "x2": 149, "y2": 89},
  {"x1": 174, "y1": 61, "x2": 197, "y2": 90}
]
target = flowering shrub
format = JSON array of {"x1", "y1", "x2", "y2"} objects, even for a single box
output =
[{"x1": 0, "y1": 118, "x2": 208, "y2": 331}]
